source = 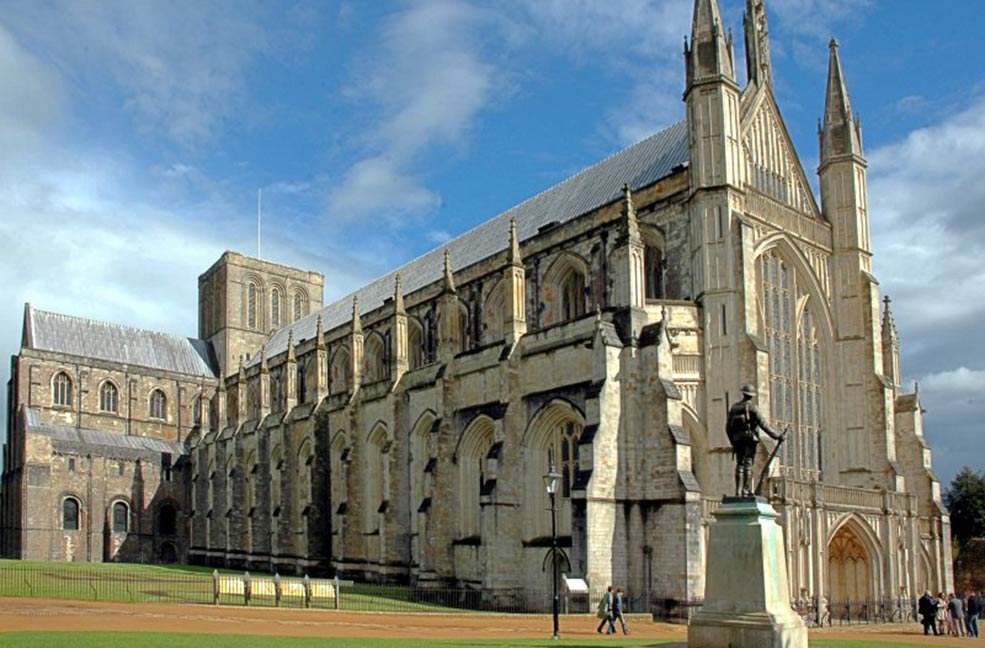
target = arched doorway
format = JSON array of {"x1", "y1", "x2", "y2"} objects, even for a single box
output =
[{"x1": 828, "y1": 522, "x2": 874, "y2": 615}]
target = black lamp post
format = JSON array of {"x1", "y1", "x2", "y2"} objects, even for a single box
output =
[{"x1": 543, "y1": 463, "x2": 561, "y2": 641}]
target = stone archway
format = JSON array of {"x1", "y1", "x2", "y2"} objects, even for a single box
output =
[{"x1": 827, "y1": 522, "x2": 874, "y2": 612}]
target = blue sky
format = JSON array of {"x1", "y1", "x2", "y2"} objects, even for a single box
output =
[{"x1": 0, "y1": 0, "x2": 982, "y2": 486}]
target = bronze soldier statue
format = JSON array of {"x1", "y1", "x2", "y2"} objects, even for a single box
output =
[{"x1": 726, "y1": 384, "x2": 785, "y2": 497}]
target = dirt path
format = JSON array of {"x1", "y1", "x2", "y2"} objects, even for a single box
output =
[{"x1": 0, "y1": 597, "x2": 966, "y2": 645}]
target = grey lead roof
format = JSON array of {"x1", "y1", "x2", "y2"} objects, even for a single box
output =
[
  {"x1": 27, "y1": 307, "x2": 216, "y2": 377},
  {"x1": 252, "y1": 120, "x2": 689, "y2": 365},
  {"x1": 25, "y1": 407, "x2": 186, "y2": 455}
]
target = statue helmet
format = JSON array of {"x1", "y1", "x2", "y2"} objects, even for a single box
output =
[{"x1": 740, "y1": 383, "x2": 757, "y2": 397}]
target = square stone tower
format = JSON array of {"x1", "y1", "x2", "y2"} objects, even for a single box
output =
[{"x1": 198, "y1": 251, "x2": 324, "y2": 378}]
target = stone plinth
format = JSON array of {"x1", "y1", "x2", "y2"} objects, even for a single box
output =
[{"x1": 688, "y1": 497, "x2": 807, "y2": 648}]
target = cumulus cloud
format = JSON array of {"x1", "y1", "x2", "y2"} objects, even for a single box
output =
[
  {"x1": 866, "y1": 95, "x2": 985, "y2": 483},
  {"x1": 3, "y1": 1, "x2": 271, "y2": 147},
  {"x1": 327, "y1": 0, "x2": 499, "y2": 221},
  {"x1": 868, "y1": 96, "x2": 985, "y2": 332},
  {"x1": 919, "y1": 368, "x2": 985, "y2": 395},
  {"x1": 0, "y1": 25, "x2": 65, "y2": 159}
]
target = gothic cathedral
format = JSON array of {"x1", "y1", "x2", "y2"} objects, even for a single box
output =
[{"x1": 2, "y1": 0, "x2": 952, "y2": 616}]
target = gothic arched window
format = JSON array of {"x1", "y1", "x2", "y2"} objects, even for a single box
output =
[
  {"x1": 759, "y1": 251, "x2": 825, "y2": 478},
  {"x1": 293, "y1": 291, "x2": 306, "y2": 322},
  {"x1": 644, "y1": 244, "x2": 664, "y2": 300},
  {"x1": 271, "y1": 287, "x2": 281, "y2": 328},
  {"x1": 458, "y1": 418, "x2": 494, "y2": 539},
  {"x1": 112, "y1": 501, "x2": 129, "y2": 533},
  {"x1": 158, "y1": 503, "x2": 177, "y2": 535},
  {"x1": 149, "y1": 389, "x2": 168, "y2": 420},
  {"x1": 247, "y1": 281, "x2": 260, "y2": 330},
  {"x1": 52, "y1": 371, "x2": 72, "y2": 407},
  {"x1": 99, "y1": 381, "x2": 118, "y2": 413},
  {"x1": 63, "y1": 497, "x2": 80, "y2": 531}
]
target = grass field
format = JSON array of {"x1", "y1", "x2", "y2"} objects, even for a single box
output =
[
  {"x1": 0, "y1": 559, "x2": 502, "y2": 612},
  {"x1": 0, "y1": 632, "x2": 920, "y2": 648}
]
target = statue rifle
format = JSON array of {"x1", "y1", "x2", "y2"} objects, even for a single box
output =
[{"x1": 754, "y1": 427, "x2": 790, "y2": 496}]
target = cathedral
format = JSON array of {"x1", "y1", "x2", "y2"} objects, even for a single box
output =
[{"x1": 1, "y1": 0, "x2": 953, "y2": 616}]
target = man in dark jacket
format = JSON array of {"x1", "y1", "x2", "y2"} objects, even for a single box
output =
[
  {"x1": 967, "y1": 591, "x2": 982, "y2": 638},
  {"x1": 919, "y1": 590, "x2": 939, "y2": 635}
]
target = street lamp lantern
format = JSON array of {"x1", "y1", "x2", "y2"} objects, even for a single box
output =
[
  {"x1": 543, "y1": 465, "x2": 561, "y2": 495},
  {"x1": 544, "y1": 463, "x2": 561, "y2": 641}
]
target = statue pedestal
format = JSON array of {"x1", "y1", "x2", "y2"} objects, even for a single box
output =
[{"x1": 688, "y1": 497, "x2": 807, "y2": 648}]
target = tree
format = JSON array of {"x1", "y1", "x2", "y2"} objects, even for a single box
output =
[{"x1": 945, "y1": 467, "x2": 985, "y2": 548}]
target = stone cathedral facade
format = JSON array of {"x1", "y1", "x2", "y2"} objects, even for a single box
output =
[{"x1": 2, "y1": 0, "x2": 953, "y2": 613}]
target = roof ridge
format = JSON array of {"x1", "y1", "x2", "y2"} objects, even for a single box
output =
[
  {"x1": 250, "y1": 118, "x2": 689, "y2": 366},
  {"x1": 268, "y1": 122, "x2": 688, "y2": 337}
]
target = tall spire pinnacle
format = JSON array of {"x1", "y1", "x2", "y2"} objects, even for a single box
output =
[
  {"x1": 685, "y1": 0, "x2": 735, "y2": 88},
  {"x1": 442, "y1": 248, "x2": 456, "y2": 294},
  {"x1": 260, "y1": 344, "x2": 268, "y2": 373},
  {"x1": 881, "y1": 295, "x2": 898, "y2": 342},
  {"x1": 508, "y1": 218, "x2": 522, "y2": 264},
  {"x1": 351, "y1": 296, "x2": 362, "y2": 334},
  {"x1": 820, "y1": 38, "x2": 863, "y2": 165},
  {"x1": 744, "y1": 0, "x2": 772, "y2": 88},
  {"x1": 286, "y1": 329, "x2": 296, "y2": 362},
  {"x1": 393, "y1": 274, "x2": 405, "y2": 315},
  {"x1": 315, "y1": 315, "x2": 325, "y2": 350},
  {"x1": 620, "y1": 183, "x2": 640, "y2": 241}
]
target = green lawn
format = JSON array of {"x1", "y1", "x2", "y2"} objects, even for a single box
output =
[
  {"x1": 0, "y1": 559, "x2": 495, "y2": 612},
  {"x1": 0, "y1": 633, "x2": 920, "y2": 648}
]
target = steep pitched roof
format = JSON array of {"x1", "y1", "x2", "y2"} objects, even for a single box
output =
[
  {"x1": 24, "y1": 305, "x2": 216, "y2": 377},
  {"x1": 253, "y1": 120, "x2": 689, "y2": 365}
]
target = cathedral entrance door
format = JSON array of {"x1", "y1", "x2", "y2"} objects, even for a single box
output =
[{"x1": 827, "y1": 523, "x2": 874, "y2": 620}]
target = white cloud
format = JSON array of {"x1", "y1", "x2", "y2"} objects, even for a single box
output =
[
  {"x1": 868, "y1": 96, "x2": 985, "y2": 332},
  {"x1": 919, "y1": 368, "x2": 985, "y2": 395},
  {"x1": 3, "y1": 1, "x2": 273, "y2": 147},
  {"x1": 328, "y1": 156, "x2": 441, "y2": 219},
  {"x1": 866, "y1": 94, "x2": 985, "y2": 483},
  {"x1": 327, "y1": 1, "x2": 499, "y2": 221},
  {"x1": 0, "y1": 25, "x2": 65, "y2": 161}
]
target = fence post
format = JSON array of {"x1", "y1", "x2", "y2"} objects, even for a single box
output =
[
  {"x1": 303, "y1": 574, "x2": 311, "y2": 609},
  {"x1": 212, "y1": 569, "x2": 219, "y2": 605},
  {"x1": 244, "y1": 571, "x2": 251, "y2": 606},
  {"x1": 274, "y1": 572, "x2": 281, "y2": 607},
  {"x1": 334, "y1": 575, "x2": 340, "y2": 610}
]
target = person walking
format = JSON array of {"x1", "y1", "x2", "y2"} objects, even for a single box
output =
[
  {"x1": 948, "y1": 592, "x2": 966, "y2": 637},
  {"x1": 967, "y1": 590, "x2": 982, "y2": 638},
  {"x1": 919, "y1": 590, "x2": 939, "y2": 636},
  {"x1": 596, "y1": 586, "x2": 615, "y2": 635},
  {"x1": 612, "y1": 586, "x2": 630, "y2": 635}
]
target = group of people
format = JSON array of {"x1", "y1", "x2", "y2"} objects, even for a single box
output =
[
  {"x1": 595, "y1": 585, "x2": 630, "y2": 635},
  {"x1": 919, "y1": 590, "x2": 982, "y2": 637}
]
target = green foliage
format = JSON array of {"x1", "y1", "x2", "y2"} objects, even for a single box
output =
[{"x1": 945, "y1": 466, "x2": 985, "y2": 547}]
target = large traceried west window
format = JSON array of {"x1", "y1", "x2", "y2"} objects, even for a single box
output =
[{"x1": 759, "y1": 250, "x2": 824, "y2": 479}]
